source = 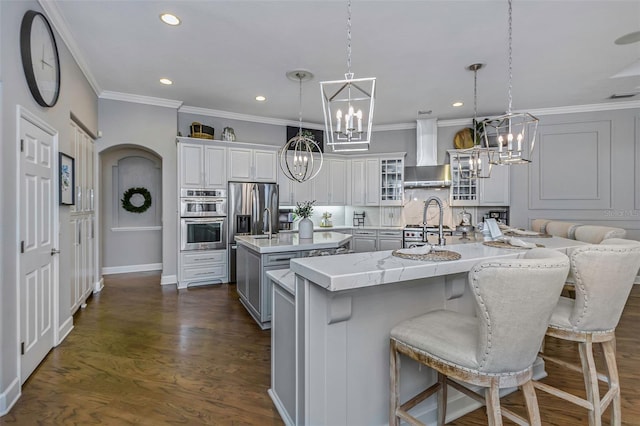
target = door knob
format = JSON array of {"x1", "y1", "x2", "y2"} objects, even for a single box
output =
[{"x1": 51, "y1": 248, "x2": 60, "y2": 255}]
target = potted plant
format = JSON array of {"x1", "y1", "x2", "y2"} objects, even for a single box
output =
[{"x1": 295, "y1": 200, "x2": 315, "y2": 239}]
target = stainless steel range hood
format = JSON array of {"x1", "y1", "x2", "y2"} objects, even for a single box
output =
[{"x1": 404, "y1": 119, "x2": 452, "y2": 188}]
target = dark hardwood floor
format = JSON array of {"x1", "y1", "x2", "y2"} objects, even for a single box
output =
[{"x1": 2, "y1": 272, "x2": 639, "y2": 425}]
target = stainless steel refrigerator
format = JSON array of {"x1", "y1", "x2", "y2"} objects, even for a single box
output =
[{"x1": 228, "y1": 181, "x2": 279, "y2": 282}]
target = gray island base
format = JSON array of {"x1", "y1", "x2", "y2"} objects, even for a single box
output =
[
  {"x1": 268, "y1": 237, "x2": 588, "y2": 425},
  {"x1": 235, "y1": 232, "x2": 352, "y2": 329}
]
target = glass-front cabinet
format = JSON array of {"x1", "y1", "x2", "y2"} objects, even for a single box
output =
[
  {"x1": 380, "y1": 157, "x2": 404, "y2": 206},
  {"x1": 448, "y1": 149, "x2": 510, "y2": 207}
]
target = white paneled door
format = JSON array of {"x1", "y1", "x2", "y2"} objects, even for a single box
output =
[{"x1": 19, "y1": 114, "x2": 57, "y2": 382}]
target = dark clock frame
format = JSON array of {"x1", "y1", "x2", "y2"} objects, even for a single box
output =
[{"x1": 20, "y1": 10, "x2": 61, "y2": 108}]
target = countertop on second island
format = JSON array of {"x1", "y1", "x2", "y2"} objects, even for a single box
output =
[{"x1": 234, "y1": 231, "x2": 352, "y2": 254}]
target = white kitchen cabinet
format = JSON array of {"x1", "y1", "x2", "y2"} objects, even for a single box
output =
[
  {"x1": 479, "y1": 163, "x2": 510, "y2": 206},
  {"x1": 351, "y1": 158, "x2": 380, "y2": 206},
  {"x1": 228, "y1": 147, "x2": 277, "y2": 182},
  {"x1": 178, "y1": 249, "x2": 227, "y2": 289},
  {"x1": 380, "y1": 207, "x2": 403, "y2": 227},
  {"x1": 448, "y1": 149, "x2": 509, "y2": 206},
  {"x1": 315, "y1": 158, "x2": 347, "y2": 205},
  {"x1": 380, "y1": 157, "x2": 404, "y2": 206},
  {"x1": 178, "y1": 141, "x2": 226, "y2": 189},
  {"x1": 69, "y1": 121, "x2": 97, "y2": 314}
]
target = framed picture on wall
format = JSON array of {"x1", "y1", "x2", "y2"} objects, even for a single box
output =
[
  {"x1": 59, "y1": 152, "x2": 75, "y2": 205},
  {"x1": 286, "y1": 126, "x2": 324, "y2": 152}
]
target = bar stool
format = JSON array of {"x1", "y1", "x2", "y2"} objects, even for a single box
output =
[
  {"x1": 390, "y1": 249, "x2": 570, "y2": 425},
  {"x1": 534, "y1": 239, "x2": 640, "y2": 426}
]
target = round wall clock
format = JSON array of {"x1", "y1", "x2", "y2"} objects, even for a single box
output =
[{"x1": 20, "y1": 10, "x2": 61, "y2": 108}]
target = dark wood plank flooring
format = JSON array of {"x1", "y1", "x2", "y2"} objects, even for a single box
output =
[{"x1": 2, "y1": 272, "x2": 639, "y2": 425}]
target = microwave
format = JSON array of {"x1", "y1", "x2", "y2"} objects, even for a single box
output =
[{"x1": 180, "y1": 197, "x2": 227, "y2": 217}]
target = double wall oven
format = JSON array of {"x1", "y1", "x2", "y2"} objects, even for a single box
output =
[{"x1": 180, "y1": 189, "x2": 227, "y2": 251}]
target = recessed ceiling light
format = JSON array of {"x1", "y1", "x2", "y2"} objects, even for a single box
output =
[
  {"x1": 160, "y1": 78, "x2": 173, "y2": 85},
  {"x1": 160, "y1": 13, "x2": 180, "y2": 26},
  {"x1": 255, "y1": 95, "x2": 266, "y2": 102},
  {"x1": 452, "y1": 101, "x2": 464, "y2": 107}
]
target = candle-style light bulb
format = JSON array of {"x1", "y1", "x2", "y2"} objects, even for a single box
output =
[
  {"x1": 356, "y1": 109, "x2": 363, "y2": 132},
  {"x1": 517, "y1": 132, "x2": 524, "y2": 152},
  {"x1": 336, "y1": 109, "x2": 342, "y2": 133},
  {"x1": 347, "y1": 106, "x2": 355, "y2": 131}
]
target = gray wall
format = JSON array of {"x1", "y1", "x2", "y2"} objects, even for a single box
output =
[
  {"x1": 0, "y1": 0, "x2": 98, "y2": 410},
  {"x1": 508, "y1": 108, "x2": 640, "y2": 240},
  {"x1": 98, "y1": 100, "x2": 178, "y2": 283},
  {"x1": 101, "y1": 147, "x2": 162, "y2": 270}
]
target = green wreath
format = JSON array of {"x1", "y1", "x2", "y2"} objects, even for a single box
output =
[{"x1": 121, "y1": 187, "x2": 152, "y2": 213}]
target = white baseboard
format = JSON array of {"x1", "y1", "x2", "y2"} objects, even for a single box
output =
[
  {"x1": 161, "y1": 274, "x2": 177, "y2": 285},
  {"x1": 93, "y1": 277, "x2": 104, "y2": 293},
  {"x1": 57, "y1": 316, "x2": 74, "y2": 346},
  {"x1": 268, "y1": 389, "x2": 294, "y2": 426},
  {"x1": 635, "y1": 275, "x2": 640, "y2": 285},
  {"x1": 0, "y1": 377, "x2": 20, "y2": 416},
  {"x1": 101, "y1": 263, "x2": 162, "y2": 275}
]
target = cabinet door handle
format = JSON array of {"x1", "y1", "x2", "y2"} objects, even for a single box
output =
[{"x1": 78, "y1": 226, "x2": 81, "y2": 244}]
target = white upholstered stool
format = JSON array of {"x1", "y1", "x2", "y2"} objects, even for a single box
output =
[
  {"x1": 390, "y1": 249, "x2": 570, "y2": 425},
  {"x1": 534, "y1": 239, "x2": 640, "y2": 426}
]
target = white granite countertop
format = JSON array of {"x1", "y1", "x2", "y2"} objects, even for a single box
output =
[
  {"x1": 280, "y1": 225, "x2": 404, "y2": 233},
  {"x1": 289, "y1": 237, "x2": 589, "y2": 292},
  {"x1": 235, "y1": 231, "x2": 352, "y2": 254}
]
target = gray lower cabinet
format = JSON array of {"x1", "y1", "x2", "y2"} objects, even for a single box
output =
[
  {"x1": 237, "y1": 246, "x2": 307, "y2": 329},
  {"x1": 377, "y1": 229, "x2": 403, "y2": 251},
  {"x1": 352, "y1": 229, "x2": 378, "y2": 253}
]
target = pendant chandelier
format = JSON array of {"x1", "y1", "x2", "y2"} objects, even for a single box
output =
[
  {"x1": 457, "y1": 63, "x2": 493, "y2": 180},
  {"x1": 279, "y1": 70, "x2": 323, "y2": 183},
  {"x1": 483, "y1": 0, "x2": 539, "y2": 165},
  {"x1": 320, "y1": 0, "x2": 376, "y2": 152}
]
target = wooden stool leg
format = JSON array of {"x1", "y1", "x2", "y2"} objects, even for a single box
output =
[
  {"x1": 579, "y1": 338, "x2": 602, "y2": 426},
  {"x1": 485, "y1": 379, "x2": 503, "y2": 426},
  {"x1": 390, "y1": 341, "x2": 400, "y2": 426},
  {"x1": 437, "y1": 372, "x2": 446, "y2": 426},
  {"x1": 521, "y1": 380, "x2": 542, "y2": 426},
  {"x1": 602, "y1": 339, "x2": 621, "y2": 426}
]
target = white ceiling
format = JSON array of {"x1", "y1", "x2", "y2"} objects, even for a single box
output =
[{"x1": 47, "y1": 0, "x2": 640, "y2": 127}]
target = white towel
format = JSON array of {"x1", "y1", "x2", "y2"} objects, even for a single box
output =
[
  {"x1": 497, "y1": 236, "x2": 537, "y2": 248},
  {"x1": 507, "y1": 228, "x2": 541, "y2": 236},
  {"x1": 396, "y1": 245, "x2": 432, "y2": 255}
]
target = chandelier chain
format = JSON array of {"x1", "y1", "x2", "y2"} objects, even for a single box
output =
[
  {"x1": 473, "y1": 66, "x2": 478, "y2": 143},
  {"x1": 346, "y1": 0, "x2": 352, "y2": 76},
  {"x1": 297, "y1": 74, "x2": 304, "y2": 134},
  {"x1": 507, "y1": 0, "x2": 513, "y2": 114}
]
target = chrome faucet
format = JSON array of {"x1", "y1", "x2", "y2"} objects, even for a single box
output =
[
  {"x1": 264, "y1": 207, "x2": 273, "y2": 239},
  {"x1": 422, "y1": 196, "x2": 445, "y2": 246}
]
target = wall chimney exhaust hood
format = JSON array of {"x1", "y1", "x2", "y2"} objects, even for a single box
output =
[{"x1": 404, "y1": 118, "x2": 452, "y2": 188}]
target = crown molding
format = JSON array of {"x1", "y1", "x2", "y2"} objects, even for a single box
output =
[
  {"x1": 178, "y1": 105, "x2": 325, "y2": 130},
  {"x1": 38, "y1": 0, "x2": 101, "y2": 96},
  {"x1": 519, "y1": 100, "x2": 640, "y2": 116},
  {"x1": 100, "y1": 91, "x2": 183, "y2": 109}
]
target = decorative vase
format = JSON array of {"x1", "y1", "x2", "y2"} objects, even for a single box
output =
[{"x1": 298, "y1": 217, "x2": 314, "y2": 240}]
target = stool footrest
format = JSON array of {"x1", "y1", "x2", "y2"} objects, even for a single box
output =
[
  {"x1": 540, "y1": 353, "x2": 609, "y2": 383},
  {"x1": 532, "y1": 380, "x2": 594, "y2": 410}
]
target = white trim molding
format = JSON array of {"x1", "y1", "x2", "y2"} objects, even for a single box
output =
[
  {"x1": 93, "y1": 277, "x2": 105, "y2": 294},
  {"x1": 0, "y1": 377, "x2": 21, "y2": 416},
  {"x1": 102, "y1": 263, "x2": 162, "y2": 275},
  {"x1": 38, "y1": 0, "x2": 101, "y2": 96},
  {"x1": 179, "y1": 105, "x2": 325, "y2": 130},
  {"x1": 56, "y1": 316, "x2": 74, "y2": 346},
  {"x1": 100, "y1": 91, "x2": 183, "y2": 109},
  {"x1": 161, "y1": 274, "x2": 178, "y2": 286},
  {"x1": 110, "y1": 226, "x2": 162, "y2": 232}
]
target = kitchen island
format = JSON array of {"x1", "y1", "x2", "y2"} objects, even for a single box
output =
[
  {"x1": 235, "y1": 232, "x2": 352, "y2": 329},
  {"x1": 268, "y1": 237, "x2": 589, "y2": 425}
]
